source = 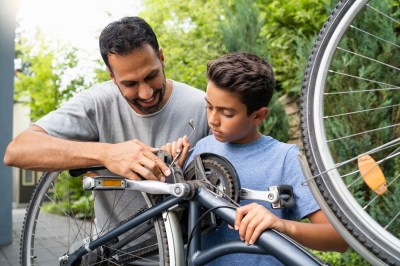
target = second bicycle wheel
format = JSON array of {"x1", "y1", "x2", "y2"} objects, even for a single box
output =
[
  {"x1": 20, "y1": 171, "x2": 182, "y2": 265},
  {"x1": 301, "y1": 0, "x2": 400, "y2": 265}
]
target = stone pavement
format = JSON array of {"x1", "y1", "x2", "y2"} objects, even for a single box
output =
[{"x1": 0, "y1": 208, "x2": 25, "y2": 266}]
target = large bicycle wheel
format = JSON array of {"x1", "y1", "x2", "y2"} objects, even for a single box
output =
[
  {"x1": 301, "y1": 0, "x2": 400, "y2": 265},
  {"x1": 20, "y1": 171, "x2": 182, "y2": 265}
]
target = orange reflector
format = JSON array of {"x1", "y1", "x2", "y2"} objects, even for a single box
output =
[
  {"x1": 103, "y1": 179, "x2": 122, "y2": 187},
  {"x1": 357, "y1": 155, "x2": 387, "y2": 195}
]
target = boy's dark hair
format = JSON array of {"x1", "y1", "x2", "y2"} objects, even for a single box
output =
[
  {"x1": 99, "y1": 16, "x2": 160, "y2": 72},
  {"x1": 206, "y1": 52, "x2": 275, "y2": 115}
]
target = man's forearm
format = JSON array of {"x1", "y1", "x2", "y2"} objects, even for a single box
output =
[{"x1": 4, "y1": 126, "x2": 107, "y2": 171}]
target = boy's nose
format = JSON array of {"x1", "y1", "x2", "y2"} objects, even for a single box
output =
[{"x1": 208, "y1": 111, "x2": 220, "y2": 126}]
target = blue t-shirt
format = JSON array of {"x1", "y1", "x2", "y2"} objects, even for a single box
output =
[{"x1": 186, "y1": 135, "x2": 320, "y2": 265}]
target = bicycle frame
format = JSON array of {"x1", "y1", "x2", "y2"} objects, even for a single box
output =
[{"x1": 62, "y1": 181, "x2": 325, "y2": 266}]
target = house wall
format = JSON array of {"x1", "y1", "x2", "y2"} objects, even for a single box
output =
[
  {"x1": 12, "y1": 103, "x2": 32, "y2": 207},
  {"x1": 0, "y1": 0, "x2": 17, "y2": 246}
]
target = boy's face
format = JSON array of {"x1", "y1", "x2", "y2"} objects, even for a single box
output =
[{"x1": 205, "y1": 81, "x2": 265, "y2": 144}]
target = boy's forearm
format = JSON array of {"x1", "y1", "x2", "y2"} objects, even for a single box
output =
[{"x1": 282, "y1": 220, "x2": 348, "y2": 252}]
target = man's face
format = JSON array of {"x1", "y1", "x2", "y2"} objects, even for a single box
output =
[{"x1": 108, "y1": 44, "x2": 166, "y2": 115}]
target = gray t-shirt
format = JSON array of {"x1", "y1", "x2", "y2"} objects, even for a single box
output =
[
  {"x1": 35, "y1": 79, "x2": 209, "y2": 231},
  {"x1": 35, "y1": 79, "x2": 209, "y2": 148}
]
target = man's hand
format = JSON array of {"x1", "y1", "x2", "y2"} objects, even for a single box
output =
[
  {"x1": 160, "y1": 135, "x2": 190, "y2": 167},
  {"x1": 101, "y1": 139, "x2": 171, "y2": 181}
]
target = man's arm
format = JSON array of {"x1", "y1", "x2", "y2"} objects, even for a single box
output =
[{"x1": 4, "y1": 125, "x2": 170, "y2": 181}]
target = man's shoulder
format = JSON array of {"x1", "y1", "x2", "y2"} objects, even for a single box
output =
[
  {"x1": 87, "y1": 80, "x2": 117, "y2": 94},
  {"x1": 73, "y1": 80, "x2": 119, "y2": 103},
  {"x1": 171, "y1": 80, "x2": 205, "y2": 95}
]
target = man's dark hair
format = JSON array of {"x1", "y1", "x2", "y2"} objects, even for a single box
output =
[
  {"x1": 99, "y1": 16, "x2": 160, "y2": 72},
  {"x1": 206, "y1": 52, "x2": 275, "y2": 115}
]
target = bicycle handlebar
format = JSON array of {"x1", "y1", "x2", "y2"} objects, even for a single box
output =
[{"x1": 194, "y1": 187, "x2": 326, "y2": 266}]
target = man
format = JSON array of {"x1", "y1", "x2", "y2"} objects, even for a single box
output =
[
  {"x1": 4, "y1": 16, "x2": 209, "y2": 227},
  {"x1": 4, "y1": 16, "x2": 208, "y2": 179}
]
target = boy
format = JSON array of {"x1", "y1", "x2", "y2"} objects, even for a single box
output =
[{"x1": 171, "y1": 52, "x2": 348, "y2": 265}]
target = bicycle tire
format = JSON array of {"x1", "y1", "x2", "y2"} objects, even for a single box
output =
[
  {"x1": 20, "y1": 171, "x2": 179, "y2": 265},
  {"x1": 301, "y1": 0, "x2": 400, "y2": 265}
]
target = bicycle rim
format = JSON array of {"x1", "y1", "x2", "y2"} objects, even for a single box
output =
[
  {"x1": 20, "y1": 171, "x2": 176, "y2": 265},
  {"x1": 301, "y1": 0, "x2": 400, "y2": 265}
]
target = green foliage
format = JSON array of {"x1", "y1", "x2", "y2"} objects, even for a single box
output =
[
  {"x1": 140, "y1": 0, "x2": 226, "y2": 91},
  {"x1": 314, "y1": 249, "x2": 370, "y2": 265},
  {"x1": 259, "y1": 0, "x2": 335, "y2": 93},
  {"x1": 14, "y1": 32, "x2": 86, "y2": 121},
  {"x1": 218, "y1": 0, "x2": 268, "y2": 59}
]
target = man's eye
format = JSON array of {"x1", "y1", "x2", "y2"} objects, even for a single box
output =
[
  {"x1": 146, "y1": 74, "x2": 157, "y2": 80},
  {"x1": 122, "y1": 83, "x2": 137, "y2": 88}
]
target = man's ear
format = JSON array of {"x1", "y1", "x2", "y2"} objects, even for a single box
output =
[
  {"x1": 253, "y1": 107, "x2": 269, "y2": 125},
  {"x1": 159, "y1": 48, "x2": 165, "y2": 66},
  {"x1": 107, "y1": 67, "x2": 115, "y2": 81}
]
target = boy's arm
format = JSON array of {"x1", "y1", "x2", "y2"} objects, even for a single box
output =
[{"x1": 234, "y1": 203, "x2": 348, "y2": 252}]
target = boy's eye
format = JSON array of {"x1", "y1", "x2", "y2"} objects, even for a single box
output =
[{"x1": 223, "y1": 112, "x2": 234, "y2": 118}]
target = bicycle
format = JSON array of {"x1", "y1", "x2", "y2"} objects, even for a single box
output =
[
  {"x1": 20, "y1": 152, "x2": 326, "y2": 265},
  {"x1": 301, "y1": 0, "x2": 400, "y2": 265}
]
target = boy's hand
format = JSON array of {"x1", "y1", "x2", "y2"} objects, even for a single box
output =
[
  {"x1": 234, "y1": 203, "x2": 285, "y2": 245},
  {"x1": 160, "y1": 135, "x2": 190, "y2": 167}
]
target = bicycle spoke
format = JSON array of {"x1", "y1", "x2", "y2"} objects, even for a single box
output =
[
  {"x1": 366, "y1": 3, "x2": 400, "y2": 25},
  {"x1": 324, "y1": 103, "x2": 400, "y2": 119},
  {"x1": 327, "y1": 70, "x2": 399, "y2": 88},
  {"x1": 327, "y1": 123, "x2": 400, "y2": 142},
  {"x1": 336, "y1": 46, "x2": 400, "y2": 71},
  {"x1": 349, "y1": 25, "x2": 400, "y2": 49}
]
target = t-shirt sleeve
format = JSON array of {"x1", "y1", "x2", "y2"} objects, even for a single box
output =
[
  {"x1": 281, "y1": 146, "x2": 320, "y2": 220},
  {"x1": 34, "y1": 90, "x2": 99, "y2": 141}
]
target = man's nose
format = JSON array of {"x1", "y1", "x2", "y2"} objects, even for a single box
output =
[{"x1": 138, "y1": 83, "x2": 153, "y2": 100}]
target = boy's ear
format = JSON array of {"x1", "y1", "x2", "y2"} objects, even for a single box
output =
[{"x1": 253, "y1": 107, "x2": 269, "y2": 125}]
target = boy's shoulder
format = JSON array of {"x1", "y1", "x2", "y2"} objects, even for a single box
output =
[
  {"x1": 196, "y1": 135, "x2": 217, "y2": 147},
  {"x1": 261, "y1": 135, "x2": 299, "y2": 149}
]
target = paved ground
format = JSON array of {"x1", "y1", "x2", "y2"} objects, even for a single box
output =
[{"x1": 0, "y1": 208, "x2": 25, "y2": 266}]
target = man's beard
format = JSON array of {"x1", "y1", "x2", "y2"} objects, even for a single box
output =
[{"x1": 125, "y1": 85, "x2": 166, "y2": 114}]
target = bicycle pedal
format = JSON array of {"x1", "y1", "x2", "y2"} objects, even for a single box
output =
[{"x1": 82, "y1": 176, "x2": 126, "y2": 190}]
